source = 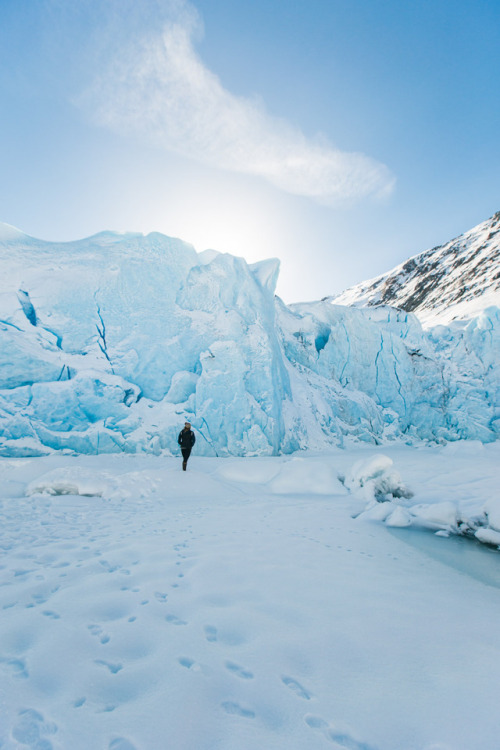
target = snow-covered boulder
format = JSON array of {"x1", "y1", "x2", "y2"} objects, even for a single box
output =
[
  {"x1": 344, "y1": 455, "x2": 413, "y2": 503},
  {"x1": 26, "y1": 467, "x2": 113, "y2": 497}
]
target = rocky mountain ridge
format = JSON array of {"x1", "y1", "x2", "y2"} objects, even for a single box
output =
[{"x1": 331, "y1": 211, "x2": 500, "y2": 326}]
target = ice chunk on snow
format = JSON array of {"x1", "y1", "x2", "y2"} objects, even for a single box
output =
[
  {"x1": 475, "y1": 528, "x2": 500, "y2": 547},
  {"x1": 386, "y1": 507, "x2": 413, "y2": 527},
  {"x1": 345, "y1": 454, "x2": 412, "y2": 502},
  {"x1": 483, "y1": 498, "x2": 500, "y2": 533},
  {"x1": 410, "y1": 501, "x2": 458, "y2": 531}
]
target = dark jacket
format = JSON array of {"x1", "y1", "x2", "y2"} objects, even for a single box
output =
[{"x1": 178, "y1": 429, "x2": 196, "y2": 449}]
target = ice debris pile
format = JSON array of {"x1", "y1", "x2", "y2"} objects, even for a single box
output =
[
  {"x1": 348, "y1": 453, "x2": 500, "y2": 548},
  {"x1": 0, "y1": 223, "x2": 499, "y2": 457}
]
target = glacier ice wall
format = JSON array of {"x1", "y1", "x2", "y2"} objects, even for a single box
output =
[{"x1": 0, "y1": 226, "x2": 498, "y2": 456}]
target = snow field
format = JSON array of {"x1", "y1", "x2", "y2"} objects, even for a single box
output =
[{"x1": 1, "y1": 444, "x2": 500, "y2": 749}]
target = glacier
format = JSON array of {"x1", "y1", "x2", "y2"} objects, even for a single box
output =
[{"x1": 0, "y1": 223, "x2": 499, "y2": 457}]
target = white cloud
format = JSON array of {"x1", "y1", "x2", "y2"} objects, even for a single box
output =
[{"x1": 78, "y1": 1, "x2": 395, "y2": 205}]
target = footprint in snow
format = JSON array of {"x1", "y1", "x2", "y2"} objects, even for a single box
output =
[
  {"x1": 305, "y1": 714, "x2": 378, "y2": 749},
  {"x1": 99, "y1": 704, "x2": 117, "y2": 713},
  {"x1": 282, "y1": 675, "x2": 312, "y2": 699},
  {"x1": 178, "y1": 657, "x2": 196, "y2": 669},
  {"x1": 99, "y1": 560, "x2": 120, "y2": 573},
  {"x1": 32, "y1": 593, "x2": 49, "y2": 605},
  {"x1": 11, "y1": 708, "x2": 58, "y2": 748},
  {"x1": 165, "y1": 614, "x2": 188, "y2": 626},
  {"x1": 88, "y1": 624, "x2": 110, "y2": 644},
  {"x1": 225, "y1": 661, "x2": 254, "y2": 680},
  {"x1": 204, "y1": 625, "x2": 218, "y2": 642},
  {"x1": 109, "y1": 738, "x2": 138, "y2": 750},
  {"x1": 177, "y1": 657, "x2": 208, "y2": 674},
  {"x1": 221, "y1": 701, "x2": 255, "y2": 719},
  {"x1": 0, "y1": 656, "x2": 29, "y2": 679},
  {"x1": 305, "y1": 716, "x2": 328, "y2": 729},
  {"x1": 95, "y1": 659, "x2": 123, "y2": 674}
]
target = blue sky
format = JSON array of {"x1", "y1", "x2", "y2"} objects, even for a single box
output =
[{"x1": 1, "y1": 0, "x2": 499, "y2": 302}]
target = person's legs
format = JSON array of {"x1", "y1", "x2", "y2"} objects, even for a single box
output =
[{"x1": 181, "y1": 447, "x2": 191, "y2": 470}]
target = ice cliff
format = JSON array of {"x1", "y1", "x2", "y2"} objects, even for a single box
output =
[{"x1": 1, "y1": 221, "x2": 499, "y2": 457}]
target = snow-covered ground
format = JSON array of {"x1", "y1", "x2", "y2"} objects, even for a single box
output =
[{"x1": 1, "y1": 442, "x2": 500, "y2": 750}]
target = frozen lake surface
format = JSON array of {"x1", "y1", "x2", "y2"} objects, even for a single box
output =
[{"x1": 388, "y1": 526, "x2": 500, "y2": 590}]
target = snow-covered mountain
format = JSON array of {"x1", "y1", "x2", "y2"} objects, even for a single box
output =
[
  {"x1": 1, "y1": 220, "x2": 499, "y2": 457},
  {"x1": 332, "y1": 211, "x2": 500, "y2": 326}
]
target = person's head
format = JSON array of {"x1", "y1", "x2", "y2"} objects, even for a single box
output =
[{"x1": 184, "y1": 421, "x2": 191, "y2": 430}]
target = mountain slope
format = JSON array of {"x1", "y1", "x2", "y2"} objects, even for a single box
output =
[{"x1": 332, "y1": 211, "x2": 500, "y2": 326}]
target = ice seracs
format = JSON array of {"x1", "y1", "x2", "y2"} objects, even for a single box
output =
[{"x1": 0, "y1": 216, "x2": 499, "y2": 456}]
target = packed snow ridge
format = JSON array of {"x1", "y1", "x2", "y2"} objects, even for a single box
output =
[
  {"x1": 331, "y1": 210, "x2": 500, "y2": 326},
  {"x1": 0, "y1": 216, "x2": 499, "y2": 457}
]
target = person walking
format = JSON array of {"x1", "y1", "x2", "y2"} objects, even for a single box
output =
[{"x1": 178, "y1": 421, "x2": 196, "y2": 471}]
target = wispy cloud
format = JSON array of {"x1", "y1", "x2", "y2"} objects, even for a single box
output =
[{"x1": 78, "y1": 0, "x2": 395, "y2": 205}]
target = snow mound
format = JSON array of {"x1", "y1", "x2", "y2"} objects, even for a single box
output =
[
  {"x1": 410, "y1": 501, "x2": 458, "y2": 531},
  {"x1": 215, "y1": 460, "x2": 281, "y2": 485},
  {"x1": 26, "y1": 467, "x2": 113, "y2": 497},
  {"x1": 270, "y1": 457, "x2": 343, "y2": 495},
  {"x1": 215, "y1": 456, "x2": 345, "y2": 495},
  {"x1": 344, "y1": 455, "x2": 413, "y2": 502}
]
